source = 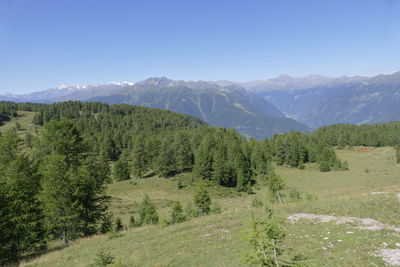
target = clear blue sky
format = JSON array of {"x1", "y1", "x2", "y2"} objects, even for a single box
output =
[{"x1": 1, "y1": 0, "x2": 400, "y2": 93}]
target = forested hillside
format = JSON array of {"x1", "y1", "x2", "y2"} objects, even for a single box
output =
[{"x1": 2, "y1": 101, "x2": 400, "y2": 266}]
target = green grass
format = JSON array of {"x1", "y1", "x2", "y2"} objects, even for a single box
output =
[
  {"x1": 8, "y1": 113, "x2": 399, "y2": 266},
  {"x1": 0, "y1": 111, "x2": 39, "y2": 137},
  {"x1": 21, "y1": 146, "x2": 400, "y2": 266}
]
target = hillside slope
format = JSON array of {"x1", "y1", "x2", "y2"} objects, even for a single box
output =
[{"x1": 21, "y1": 147, "x2": 400, "y2": 267}]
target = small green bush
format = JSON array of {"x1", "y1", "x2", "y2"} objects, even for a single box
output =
[
  {"x1": 95, "y1": 250, "x2": 115, "y2": 266},
  {"x1": 319, "y1": 161, "x2": 331, "y2": 172}
]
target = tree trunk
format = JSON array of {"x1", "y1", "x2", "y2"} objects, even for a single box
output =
[
  {"x1": 276, "y1": 191, "x2": 283, "y2": 205},
  {"x1": 272, "y1": 239, "x2": 280, "y2": 267}
]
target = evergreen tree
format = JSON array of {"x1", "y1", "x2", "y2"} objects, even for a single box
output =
[
  {"x1": 131, "y1": 136, "x2": 147, "y2": 178},
  {"x1": 235, "y1": 152, "x2": 251, "y2": 191},
  {"x1": 284, "y1": 133, "x2": 299, "y2": 167},
  {"x1": 274, "y1": 137, "x2": 285, "y2": 166},
  {"x1": 113, "y1": 151, "x2": 130, "y2": 181},
  {"x1": 39, "y1": 119, "x2": 110, "y2": 244},
  {"x1": 266, "y1": 173, "x2": 285, "y2": 204},
  {"x1": 246, "y1": 208, "x2": 291, "y2": 266},
  {"x1": 42, "y1": 118, "x2": 84, "y2": 161},
  {"x1": 170, "y1": 201, "x2": 186, "y2": 224},
  {"x1": 40, "y1": 155, "x2": 78, "y2": 245},
  {"x1": 0, "y1": 132, "x2": 45, "y2": 265},
  {"x1": 193, "y1": 136, "x2": 213, "y2": 180},
  {"x1": 138, "y1": 195, "x2": 159, "y2": 225},
  {"x1": 73, "y1": 156, "x2": 111, "y2": 236},
  {"x1": 194, "y1": 188, "x2": 211, "y2": 215},
  {"x1": 156, "y1": 136, "x2": 176, "y2": 177},
  {"x1": 174, "y1": 132, "x2": 193, "y2": 172},
  {"x1": 212, "y1": 144, "x2": 234, "y2": 186}
]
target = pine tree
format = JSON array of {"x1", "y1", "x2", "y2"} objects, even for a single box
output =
[
  {"x1": 194, "y1": 188, "x2": 211, "y2": 215},
  {"x1": 174, "y1": 132, "x2": 193, "y2": 172},
  {"x1": 212, "y1": 144, "x2": 233, "y2": 186},
  {"x1": 170, "y1": 201, "x2": 186, "y2": 224},
  {"x1": 0, "y1": 133, "x2": 45, "y2": 265},
  {"x1": 39, "y1": 119, "x2": 110, "y2": 244},
  {"x1": 274, "y1": 137, "x2": 285, "y2": 166},
  {"x1": 193, "y1": 137, "x2": 213, "y2": 180},
  {"x1": 72, "y1": 156, "x2": 111, "y2": 236},
  {"x1": 235, "y1": 152, "x2": 251, "y2": 191},
  {"x1": 156, "y1": 136, "x2": 176, "y2": 177},
  {"x1": 40, "y1": 155, "x2": 79, "y2": 245},
  {"x1": 246, "y1": 208, "x2": 291, "y2": 266},
  {"x1": 284, "y1": 133, "x2": 299, "y2": 167},
  {"x1": 138, "y1": 195, "x2": 159, "y2": 225},
  {"x1": 266, "y1": 173, "x2": 285, "y2": 204},
  {"x1": 113, "y1": 151, "x2": 130, "y2": 181},
  {"x1": 131, "y1": 136, "x2": 147, "y2": 178}
]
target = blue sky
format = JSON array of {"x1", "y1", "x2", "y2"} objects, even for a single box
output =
[{"x1": 1, "y1": 0, "x2": 400, "y2": 94}]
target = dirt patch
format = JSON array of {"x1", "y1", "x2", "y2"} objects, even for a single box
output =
[
  {"x1": 371, "y1": 192, "x2": 389, "y2": 195},
  {"x1": 287, "y1": 213, "x2": 400, "y2": 232},
  {"x1": 352, "y1": 147, "x2": 375, "y2": 152},
  {"x1": 376, "y1": 249, "x2": 400, "y2": 266},
  {"x1": 200, "y1": 229, "x2": 230, "y2": 237}
]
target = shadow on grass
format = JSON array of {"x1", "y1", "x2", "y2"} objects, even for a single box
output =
[{"x1": 21, "y1": 243, "x2": 68, "y2": 264}]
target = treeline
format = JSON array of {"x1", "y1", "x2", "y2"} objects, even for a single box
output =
[
  {"x1": 0, "y1": 101, "x2": 348, "y2": 177},
  {"x1": 312, "y1": 122, "x2": 400, "y2": 147},
  {"x1": 0, "y1": 101, "x2": 17, "y2": 124},
  {"x1": 270, "y1": 132, "x2": 348, "y2": 172}
]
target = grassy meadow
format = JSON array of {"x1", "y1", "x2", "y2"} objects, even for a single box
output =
[{"x1": 1, "y1": 112, "x2": 399, "y2": 266}]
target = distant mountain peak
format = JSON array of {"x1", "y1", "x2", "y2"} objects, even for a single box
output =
[
  {"x1": 137, "y1": 77, "x2": 173, "y2": 87},
  {"x1": 107, "y1": 81, "x2": 135, "y2": 86}
]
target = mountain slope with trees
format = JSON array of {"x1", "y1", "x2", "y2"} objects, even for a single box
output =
[{"x1": 0, "y1": 78, "x2": 310, "y2": 139}]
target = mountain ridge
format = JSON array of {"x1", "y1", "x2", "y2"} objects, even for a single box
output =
[{"x1": 0, "y1": 77, "x2": 309, "y2": 139}]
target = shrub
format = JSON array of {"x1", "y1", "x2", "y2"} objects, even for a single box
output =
[
  {"x1": 95, "y1": 250, "x2": 115, "y2": 266},
  {"x1": 99, "y1": 214, "x2": 113, "y2": 234},
  {"x1": 114, "y1": 217, "x2": 124, "y2": 232},
  {"x1": 319, "y1": 161, "x2": 331, "y2": 172}
]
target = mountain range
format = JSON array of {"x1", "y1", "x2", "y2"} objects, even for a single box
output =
[
  {"x1": 236, "y1": 71, "x2": 400, "y2": 128},
  {"x1": 0, "y1": 78, "x2": 309, "y2": 139},
  {"x1": 2, "y1": 71, "x2": 400, "y2": 136}
]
